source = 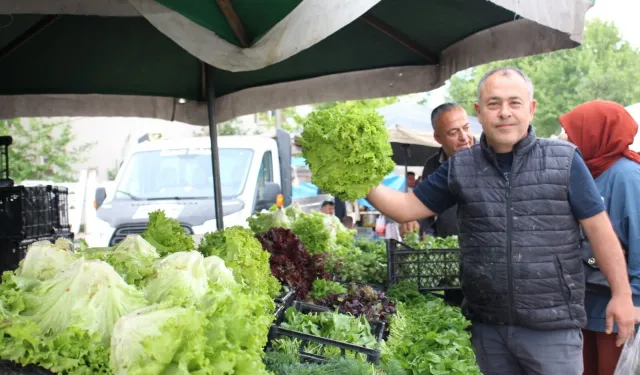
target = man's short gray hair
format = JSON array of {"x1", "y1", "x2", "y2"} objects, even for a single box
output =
[
  {"x1": 476, "y1": 67, "x2": 534, "y2": 102},
  {"x1": 430, "y1": 102, "x2": 463, "y2": 131}
]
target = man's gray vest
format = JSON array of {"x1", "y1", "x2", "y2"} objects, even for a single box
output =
[{"x1": 448, "y1": 129, "x2": 587, "y2": 331}]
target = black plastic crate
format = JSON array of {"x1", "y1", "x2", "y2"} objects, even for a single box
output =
[
  {"x1": 0, "y1": 360, "x2": 55, "y2": 375},
  {"x1": 0, "y1": 233, "x2": 74, "y2": 274},
  {"x1": 275, "y1": 288, "x2": 295, "y2": 306},
  {"x1": 49, "y1": 186, "x2": 70, "y2": 232},
  {"x1": 268, "y1": 300, "x2": 385, "y2": 364},
  {"x1": 386, "y1": 239, "x2": 461, "y2": 292},
  {"x1": 0, "y1": 136, "x2": 11, "y2": 186},
  {"x1": 0, "y1": 186, "x2": 56, "y2": 239}
]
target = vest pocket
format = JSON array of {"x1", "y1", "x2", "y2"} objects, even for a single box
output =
[{"x1": 554, "y1": 255, "x2": 574, "y2": 320}]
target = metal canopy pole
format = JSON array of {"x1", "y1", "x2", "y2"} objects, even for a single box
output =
[{"x1": 205, "y1": 64, "x2": 224, "y2": 230}]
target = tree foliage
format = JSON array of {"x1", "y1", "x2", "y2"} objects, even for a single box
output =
[
  {"x1": 446, "y1": 19, "x2": 640, "y2": 137},
  {"x1": 0, "y1": 118, "x2": 93, "y2": 183}
]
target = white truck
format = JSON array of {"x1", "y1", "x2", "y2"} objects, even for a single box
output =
[{"x1": 85, "y1": 130, "x2": 330, "y2": 247}]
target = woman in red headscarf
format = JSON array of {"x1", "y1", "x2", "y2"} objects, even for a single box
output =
[{"x1": 559, "y1": 100, "x2": 640, "y2": 375}]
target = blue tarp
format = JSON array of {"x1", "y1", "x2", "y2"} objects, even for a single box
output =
[
  {"x1": 290, "y1": 158, "x2": 406, "y2": 203},
  {"x1": 292, "y1": 181, "x2": 320, "y2": 199},
  {"x1": 358, "y1": 174, "x2": 405, "y2": 209}
]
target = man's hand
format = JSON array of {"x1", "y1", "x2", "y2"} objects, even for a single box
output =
[
  {"x1": 581, "y1": 211, "x2": 635, "y2": 346},
  {"x1": 606, "y1": 295, "x2": 636, "y2": 346}
]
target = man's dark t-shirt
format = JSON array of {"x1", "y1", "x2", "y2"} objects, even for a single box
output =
[{"x1": 414, "y1": 151, "x2": 605, "y2": 220}]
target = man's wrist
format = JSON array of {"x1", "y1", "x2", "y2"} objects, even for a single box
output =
[{"x1": 611, "y1": 284, "x2": 633, "y2": 299}]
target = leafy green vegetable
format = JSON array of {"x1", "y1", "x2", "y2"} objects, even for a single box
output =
[
  {"x1": 291, "y1": 212, "x2": 331, "y2": 254},
  {"x1": 22, "y1": 258, "x2": 147, "y2": 344},
  {"x1": 280, "y1": 307, "x2": 378, "y2": 350},
  {"x1": 300, "y1": 104, "x2": 395, "y2": 201},
  {"x1": 327, "y1": 239, "x2": 387, "y2": 285},
  {"x1": 311, "y1": 279, "x2": 347, "y2": 300},
  {"x1": 109, "y1": 304, "x2": 208, "y2": 375},
  {"x1": 15, "y1": 240, "x2": 76, "y2": 281},
  {"x1": 198, "y1": 226, "x2": 281, "y2": 299},
  {"x1": 264, "y1": 351, "x2": 379, "y2": 375},
  {"x1": 383, "y1": 283, "x2": 480, "y2": 375},
  {"x1": 142, "y1": 210, "x2": 195, "y2": 256},
  {"x1": 81, "y1": 235, "x2": 159, "y2": 286},
  {"x1": 396, "y1": 235, "x2": 461, "y2": 289},
  {"x1": 402, "y1": 233, "x2": 459, "y2": 250},
  {"x1": 142, "y1": 251, "x2": 209, "y2": 307},
  {"x1": 248, "y1": 204, "x2": 357, "y2": 257},
  {"x1": 203, "y1": 255, "x2": 236, "y2": 288},
  {"x1": 199, "y1": 284, "x2": 275, "y2": 375}
]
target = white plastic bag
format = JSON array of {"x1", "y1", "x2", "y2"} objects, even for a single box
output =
[{"x1": 614, "y1": 328, "x2": 640, "y2": 375}]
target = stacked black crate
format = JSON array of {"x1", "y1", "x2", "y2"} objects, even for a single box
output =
[{"x1": 0, "y1": 136, "x2": 74, "y2": 273}]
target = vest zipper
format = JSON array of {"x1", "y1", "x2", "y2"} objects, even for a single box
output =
[{"x1": 505, "y1": 173, "x2": 516, "y2": 325}]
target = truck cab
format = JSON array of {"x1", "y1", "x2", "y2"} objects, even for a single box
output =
[{"x1": 86, "y1": 130, "x2": 311, "y2": 247}]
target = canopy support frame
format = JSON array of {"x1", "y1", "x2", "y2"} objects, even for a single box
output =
[{"x1": 205, "y1": 64, "x2": 225, "y2": 230}]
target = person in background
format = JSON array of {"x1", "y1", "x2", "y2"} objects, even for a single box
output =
[
  {"x1": 320, "y1": 201, "x2": 335, "y2": 215},
  {"x1": 406, "y1": 171, "x2": 416, "y2": 191},
  {"x1": 419, "y1": 102, "x2": 475, "y2": 238},
  {"x1": 333, "y1": 196, "x2": 347, "y2": 219},
  {"x1": 364, "y1": 67, "x2": 635, "y2": 374},
  {"x1": 419, "y1": 102, "x2": 476, "y2": 306},
  {"x1": 341, "y1": 215, "x2": 355, "y2": 229},
  {"x1": 559, "y1": 100, "x2": 640, "y2": 375}
]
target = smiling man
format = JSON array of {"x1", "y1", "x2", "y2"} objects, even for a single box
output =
[{"x1": 363, "y1": 67, "x2": 635, "y2": 374}]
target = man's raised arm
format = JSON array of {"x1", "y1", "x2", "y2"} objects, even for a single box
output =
[{"x1": 366, "y1": 185, "x2": 436, "y2": 223}]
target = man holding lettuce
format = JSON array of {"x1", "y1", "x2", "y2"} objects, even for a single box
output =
[{"x1": 365, "y1": 67, "x2": 636, "y2": 374}]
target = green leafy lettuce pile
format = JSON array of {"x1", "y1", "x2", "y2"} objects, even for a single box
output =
[
  {"x1": 198, "y1": 226, "x2": 281, "y2": 299},
  {"x1": 248, "y1": 203, "x2": 356, "y2": 255},
  {"x1": 300, "y1": 104, "x2": 395, "y2": 201},
  {"x1": 0, "y1": 210, "x2": 281, "y2": 375},
  {"x1": 381, "y1": 282, "x2": 480, "y2": 375}
]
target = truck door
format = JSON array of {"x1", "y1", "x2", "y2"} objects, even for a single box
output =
[{"x1": 254, "y1": 150, "x2": 274, "y2": 212}]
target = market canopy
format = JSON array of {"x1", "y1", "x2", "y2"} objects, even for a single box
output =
[{"x1": 0, "y1": 0, "x2": 593, "y2": 125}]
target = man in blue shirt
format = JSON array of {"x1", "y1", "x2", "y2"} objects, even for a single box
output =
[{"x1": 365, "y1": 67, "x2": 635, "y2": 375}]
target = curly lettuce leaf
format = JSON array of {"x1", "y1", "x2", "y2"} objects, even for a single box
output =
[
  {"x1": 0, "y1": 319, "x2": 111, "y2": 375},
  {"x1": 198, "y1": 226, "x2": 281, "y2": 299},
  {"x1": 300, "y1": 104, "x2": 395, "y2": 201},
  {"x1": 291, "y1": 212, "x2": 331, "y2": 255},
  {"x1": 110, "y1": 305, "x2": 209, "y2": 375},
  {"x1": 142, "y1": 210, "x2": 195, "y2": 256},
  {"x1": 199, "y1": 285, "x2": 274, "y2": 375}
]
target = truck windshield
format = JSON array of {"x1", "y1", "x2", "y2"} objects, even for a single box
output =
[{"x1": 115, "y1": 148, "x2": 253, "y2": 200}]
